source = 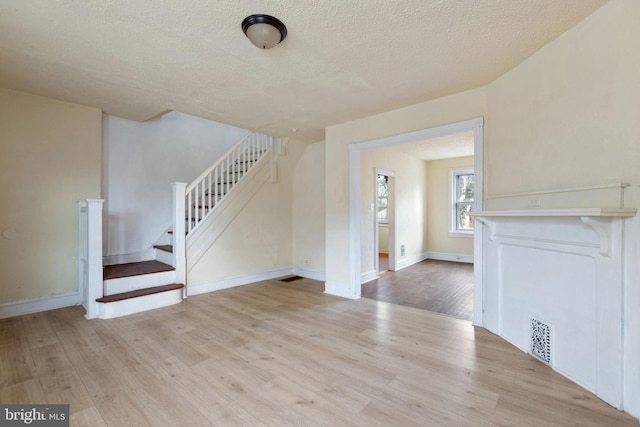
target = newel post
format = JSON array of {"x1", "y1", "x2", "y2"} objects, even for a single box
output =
[
  {"x1": 78, "y1": 199, "x2": 103, "y2": 319},
  {"x1": 172, "y1": 182, "x2": 187, "y2": 297}
]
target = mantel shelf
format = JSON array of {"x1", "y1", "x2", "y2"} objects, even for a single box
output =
[{"x1": 472, "y1": 208, "x2": 637, "y2": 218}]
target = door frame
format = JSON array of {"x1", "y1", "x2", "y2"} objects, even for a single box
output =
[{"x1": 348, "y1": 117, "x2": 485, "y2": 326}]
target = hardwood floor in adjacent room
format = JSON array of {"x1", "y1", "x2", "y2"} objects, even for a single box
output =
[
  {"x1": 363, "y1": 257, "x2": 474, "y2": 321},
  {"x1": 1, "y1": 278, "x2": 636, "y2": 426}
]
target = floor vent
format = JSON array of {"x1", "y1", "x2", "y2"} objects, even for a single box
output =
[
  {"x1": 530, "y1": 317, "x2": 552, "y2": 364},
  {"x1": 280, "y1": 275, "x2": 303, "y2": 283}
]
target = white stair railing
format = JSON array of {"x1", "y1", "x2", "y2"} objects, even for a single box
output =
[
  {"x1": 171, "y1": 132, "x2": 272, "y2": 291},
  {"x1": 183, "y1": 132, "x2": 273, "y2": 234}
]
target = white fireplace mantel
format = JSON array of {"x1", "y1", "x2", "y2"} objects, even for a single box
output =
[
  {"x1": 473, "y1": 208, "x2": 636, "y2": 257},
  {"x1": 474, "y1": 203, "x2": 639, "y2": 412}
]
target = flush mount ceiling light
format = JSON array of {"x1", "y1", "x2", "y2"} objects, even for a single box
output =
[{"x1": 242, "y1": 14, "x2": 287, "y2": 49}]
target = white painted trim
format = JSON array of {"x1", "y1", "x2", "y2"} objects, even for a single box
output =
[
  {"x1": 484, "y1": 184, "x2": 630, "y2": 211},
  {"x1": 623, "y1": 187, "x2": 640, "y2": 418},
  {"x1": 360, "y1": 270, "x2": 379, "y2": 284},
  {"x1": 324, "y1": 281, "x2": 358, "y2": 299},
  {"x1": 172, "y1": 182, "x2": 187, "y2": 298},
  {"x1": 78, "y1": 199, "x2": 104, "y2": 320},
  {"x1": 472, "y1": 119, "x2": 485, "y2": 327},
  {"x1": 349, "y1": 146, "x2": 362, "y2": 299},
  {"x1": 426, "y1": 252, "x2": 474, "y2": 264},
  {"x1": 395, "y1": 252, "x2": 430, "y2": 271},
  {"x1": 97, "y1": 289, "x2": 182, "y2": 319},
  {"x1": 292, "y1": 266, "x2": 326, "y2": 282},
  {"x1": 486, "y1": 183, "x2": 630, "y2": 200},
  {"x1": 0, "y1": 292, "x2": 79, "y2": 319},
  {"x1": 474, "y1": 208, "x2": 636, "y2": 218},
  {"x1": 103, "y1": 249, "x2": 154, "y2": 266},
  {"x1": 188, "y1": 267, "x2": 293, "y2": 296}
]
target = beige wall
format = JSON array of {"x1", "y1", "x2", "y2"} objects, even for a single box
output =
[
  {"x1": 0, "y1": 88, "x2": 101, "y2": 304},
  {"x1": 292, "y1": 141, "x2": 326, "y2": 275},
  {"x1": 378, "y1": 224, "x2": 389, "y2": 254},
  {"x1": 426, "y1": 156, "x2": 474, "y2": 257},
  {"x1": 325, "y1": 87, "x2": 487, "y2": 293},
  {"x1": 486, "y1": 0, "x2": 640, "y2": 197},
  {"x1": 188, "y1": 140, "x2": 306, "y2": 283},
  {"x1": 360, "y1": 146, "x2": 429, "y2": 274}
]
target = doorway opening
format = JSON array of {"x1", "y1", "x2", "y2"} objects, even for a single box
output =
[
  {"x1": 374, "y1": 170, "x2": 395, "y2": 274},
  {"x1": 348, "y1": 118, "x2": 484, "y2": 325}
]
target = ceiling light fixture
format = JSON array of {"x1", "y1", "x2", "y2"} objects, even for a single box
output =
[{"x1": 242, "y1": 14, "x2": 287, "y2": 49}]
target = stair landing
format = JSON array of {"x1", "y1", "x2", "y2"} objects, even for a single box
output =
[{"x1": 103, "y1": 260, "x2": 174, "y2": 280}]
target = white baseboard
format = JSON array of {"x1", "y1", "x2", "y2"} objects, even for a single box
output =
[
  {"x1": 292, "y1": 266, "x2": 326, "y2": 282},
  {"x1": 395, "y1": 252, "x2": 429, "y2": 271},
  {"x1": 426, "y1": 252, "x2": 474, "y2": 264},
  {"x1": 188, "y1": 267, "x2": 293, "y2": 296},
  {"x1": 324, "y1": 281, "x2": 358, "y2": 299},
  {"x1": 0, "y1": 292, "x2": 79, "y2": 319},
  {"x1": 360, "y1": 270, "x2": 379, "y2": 284},
  {"x1": 103, "y1": 248, "x2": 154, "y2": 266}
]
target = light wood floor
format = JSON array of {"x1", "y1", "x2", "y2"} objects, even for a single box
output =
[{"x1": 1, "y1": 278, "x2": 637, "y2": 426}]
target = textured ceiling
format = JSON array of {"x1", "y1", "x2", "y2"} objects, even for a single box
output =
[
  {"x1": 0, "y1": 0, "x2": 607, "y2": 142},
  {"x1": 396, "y1": 131, "x2": 475, "y2": 161}
]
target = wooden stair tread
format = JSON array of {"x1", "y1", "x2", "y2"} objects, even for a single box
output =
[
  {"x1": 153, "y1": 245, "x2": 173, "y2": 253},
  {"x1": 96, "y1": 283, "x2": 184, "y2": 303},
  {"x1": 103, "y1": 260, "x2": 174, "y2": 280}
]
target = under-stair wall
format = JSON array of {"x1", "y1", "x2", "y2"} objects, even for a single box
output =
[
  {"x1": 102, "y1": 112, "x2": 246, "y2": 265},
  {"x1": 186, "y1": 139, "x2": 307, "y2": 294}
]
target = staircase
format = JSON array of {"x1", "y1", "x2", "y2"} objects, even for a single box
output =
[{"x1": 79, "y1": 132, "x2": 274, "y2": 319}]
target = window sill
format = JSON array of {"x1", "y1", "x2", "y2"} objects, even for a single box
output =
[{"x1": 449, "y1": 231, "x2": 474, "y2": 238}]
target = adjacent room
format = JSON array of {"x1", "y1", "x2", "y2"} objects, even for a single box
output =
[{"x1": 360, "y1": 131, "x2": 476, "y2": 321}]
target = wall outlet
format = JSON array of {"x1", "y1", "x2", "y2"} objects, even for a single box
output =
[
  {"x1": 401, "y1": 244, "x2": 405, "y2": 256},
  {"x1": 527, "y1": 197, "x2": 541, "y2": 207}
]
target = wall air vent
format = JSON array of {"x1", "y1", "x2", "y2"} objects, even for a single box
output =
[{"x1": 530, "y1": 317, "x2": 552, "y2": 364}]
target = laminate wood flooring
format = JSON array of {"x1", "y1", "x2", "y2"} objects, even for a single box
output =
[
  {"x1": 1, "y1": 278, "x2": 636, "y2": 426},
  {"x1": 363, "y1": 258, "x2": 474, "y2": 321}
]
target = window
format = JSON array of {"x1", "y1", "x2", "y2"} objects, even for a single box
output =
[
  {"x1": 377, "y1": 174, "x2": 389, "y2": 222},
  {"x1": 449, "y1": 168, "x2": 474, "y2": 236}
]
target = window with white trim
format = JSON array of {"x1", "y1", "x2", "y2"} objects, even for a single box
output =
[{"x1": 449, "y1": 168, "x2": 474, "y2": 237}]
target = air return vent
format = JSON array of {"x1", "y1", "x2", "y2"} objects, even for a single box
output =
[{"x1": 530, "y1": 317, "x2": 552, "y2": 364}]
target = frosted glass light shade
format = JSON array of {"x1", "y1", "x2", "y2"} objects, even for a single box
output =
[
  {"x1": 242, "y1": 15, "x2": 287, "y2": 50},
  {"x1": 246, "y1": 23, "x2": 282, "y2": 49}
]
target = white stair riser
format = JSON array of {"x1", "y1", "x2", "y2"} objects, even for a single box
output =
[
  {"x1": 104, "y1": 270, "x2": 176, "y2": 295},
  {"x1": 154, "y1": 248, "x2": 173, "y2": 266},
  {"x1": 97, "y1": 289, "x2": 182, "y2": 319}
]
